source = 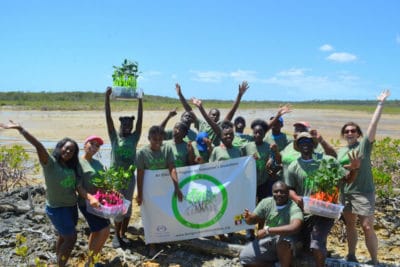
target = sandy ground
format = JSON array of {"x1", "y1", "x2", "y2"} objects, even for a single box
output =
[
  {"x1": 1, "y1": 108, "x2": 399, "y2": 265},
  {"x1": 1, "y1": 108, "x2": 399, "y2": 149}
]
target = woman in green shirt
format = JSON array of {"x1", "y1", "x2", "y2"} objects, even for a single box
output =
[{"x1": 0, "y1": 121, "x2": 80, "y2": 267}]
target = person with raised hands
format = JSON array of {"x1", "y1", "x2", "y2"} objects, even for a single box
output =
[
  {"x1": 105, "y1": 86, "x2": 143, "y2": 248},
  {"x1": 175, "y1": 81, "x2": 249, "y2": 146},
  {"x1": 337, "y1": 89, "x2": 390, "y2": 265},
  {"x1": 0, "y1": 120, "x2": 80, "y2": 267}
]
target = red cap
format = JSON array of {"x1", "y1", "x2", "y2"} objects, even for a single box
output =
[
  {"x1": 84, "y1": 135, "x2": 104, "y2": 146},
  {"x1": 293, "y1": 121, "x2": 311, "y2": 129}
]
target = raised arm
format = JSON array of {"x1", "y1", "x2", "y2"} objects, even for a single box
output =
[
  {"x1": 159, "y1": 108, "x2": 177, "y2": 129},
  {"x1": 176, "y1": 83, "x2": 194, "y2": 111},
  {"x1": 224, "y1": 81, "x2": 249, "y2": 121},
  {"x1": 267, "y1": 104, "x2": 292, "y2": 128},
  {"x1": 0, "y1": 120, "x2": 49, "y2": 164},
  {"x1": 135, "y1": 89, "x2": 144, "y2": 136},
  {"x1": 105, "y1": 87, "x2": 116, "y2": 137},
  {"x1": 310, "y1": 129, "x2": 337, "y2": 158},
  {"x1": 366, "y1": 89, "x2": 390, "y2": 142},
  {"x1": 192, "y1": 97, "x2": 221, "y2": 137}
]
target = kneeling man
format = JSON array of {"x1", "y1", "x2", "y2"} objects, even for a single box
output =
[{"x1": 240, "y1": 181, "x2": 303, "y2": 267}]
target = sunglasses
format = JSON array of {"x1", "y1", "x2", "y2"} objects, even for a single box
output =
[
  {"x1": 344, "y1": 129, "x2": 357, "y2": 134},
  {"x1": 297, "y1": 138, "x2": 313, "y2": 144}
]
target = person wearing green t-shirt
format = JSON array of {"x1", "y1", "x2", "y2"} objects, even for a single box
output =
[
  {"x1": 281, "y1": 121, "x2": 337, "y2": 183},
  {"x1": 264, "y1": 116, "x2": 291, "y2": 152},
  {"x1": 0, "y1": 121, "x2": 80, "y2": 267},
  {"x1": 76, "y1": 135, "x2": 110, "y2": 267},
  {"x1": 105, "y1": 86, "x2": 143, "y2": 248},
  {"x1": 163, "y1": 122, "x2": 196, "y2": 167},
  {"x1": 337, "y1": 89, "x2": 390, "y2": 265},
  {"x1": 176, "y1": 81, "x2": 249, "y2": 146},
  {"x1": 232, "y1": 116, "x2": 254, "y2": 148},
  {"x1": 160, "y1": 107, "x2": 198, "y2": 143},
  {"x1": 240, "y1": 181, "x2": 303, "y2": 267},
  {"x1": 287, "y1": 132, "x2": 360, "y2": 267},
  {"x1": 135, "y1": 125, "x2": 184, "y2": 257}
]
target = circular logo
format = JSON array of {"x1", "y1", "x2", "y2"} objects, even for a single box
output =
[{"x1": 171, "y1": 174, "x2": 228, "y2": 229}]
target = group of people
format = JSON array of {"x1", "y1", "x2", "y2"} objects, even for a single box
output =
[{"x1": 0, "y1": 83, "x2": 390, "y2": 267}]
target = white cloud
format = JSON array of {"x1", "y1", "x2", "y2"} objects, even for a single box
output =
[
  {"x1": 229, "y1": 70, "x2": 258, "y2": 81},
  {"x1": 396, "y1": 34, "x2": 400, "y2": 45},
  {"x1": 277, "y1": 68, "x2": 308, "y2": 77},
  {"x1": 326, "y1": 52, "x2": 357, "y2": 63},
  {"x1": 190, "y1": 71, "x2": 228, "y2": 83},
  {"x1": 319, "y1": 44, "x2": 334, "y2": 52}
]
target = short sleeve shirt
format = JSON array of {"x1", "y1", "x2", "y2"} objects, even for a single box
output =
[
  {"x1": 78, "y1": 157, "x2": 105, "y2": 205},
  {"x1": 196, "y1": 118, "x2": 222, "y2": 146},
  {"x1": 254, "y1": 197, "x2": 303, "y2": 227},
  {"x1": 110, "y1": 131, "x2": 140, "y2": 170},
  {"x1": 164, "y1": 140, "x2": 191, "y2": 167},
  {"x1": 232, "y1": 133, "x2": 254, "y2": 148},
  {"x1": 42, "y1": 155, "x2": 78, "y2": 208},
  {"x1": 337, "y1": 136, "x2": 374, "y2": 194},
  {"x1": 287, "y1": 154, "x2": 344, "y2": 197},
  {"x1": 136, "y1": 144, "x2": 175, "y2": 170},
  {"x1": 209, "y1": 145, "x2": 242, "y2": 162},
  {"x1": 242, "y1": 141, "x2": 272, "y2": 185},
  {"x1": 164, "y1": 128, "x2": 198, "y2": 143},
  {"x1": 264, "y1": 132, "x2": 292, "y2": 152}
]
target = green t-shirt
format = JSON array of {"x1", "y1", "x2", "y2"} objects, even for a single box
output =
[
  {"x1": 254, "y1": 197, "x2": 303, "y2": 228},
  {"x1": 164, "y1": 128, "x2": 198, "y2": 143},
  {"x1": 232, "y1": 133, "x2": 254, "y2": 148},
  {"x1": 242, "y1": 141, "x2": 272, "y2": 185},
  {"x1": 287, "y1": 154, "x2": 342, "y2": 197},
  {"x1": 337, "y1": 136, "x2": 374, "y2": 194},
  {"x1": 196, "y1": 118, "x2": 222, "y2": 146},
  {"x1": 42, "y1": 155, "x2": 78, "y2": 208},
  {"x1": 209, "y1": 145, "x2": 242, "y2": 162},
  {"x1": 136, "y1": 144, "x2": 175, "y2": 170},
  {"x1": 191, "y1": 142, "x2": 212, "y2": 163},
  {"x1": 78, "y1": 157, "x2": 104, "y2": 206},
  {"x1": 164, "y1": 140, "x2": 192, "y2": 167},
  {"x1": 281, "y1": 141, "x2": 325, "y2": 182},
  {"x1": 110, "y1": 131, "x2": 140, "y2": 170},
  {"x1": 264, "y1": 132, "x2": 292, "y2": 152}
]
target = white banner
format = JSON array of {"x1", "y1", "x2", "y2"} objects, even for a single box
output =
[{"x1": 140, "y1": 156, "x2": 256, "y2": 244}]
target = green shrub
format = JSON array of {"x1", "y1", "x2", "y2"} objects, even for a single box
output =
[{"x1": 371, "y1": 137, "x2": 400, "y2": 197}]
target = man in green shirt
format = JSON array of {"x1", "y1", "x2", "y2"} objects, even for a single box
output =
[{"x1": 240, "y1": 181, "x2": 303, "y2": 267}]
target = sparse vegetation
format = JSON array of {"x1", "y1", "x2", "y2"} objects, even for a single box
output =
[{"x1": 0, "y1": 91, "x2": 399, "y2": 113}]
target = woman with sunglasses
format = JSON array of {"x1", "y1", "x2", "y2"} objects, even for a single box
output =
[{"x1": 337, "y1": 89, "x2": 390, "y2": 265}]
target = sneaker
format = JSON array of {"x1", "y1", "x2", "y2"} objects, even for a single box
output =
[{"x1": 345, "y1": 254, "x2": 358, "y2": 263}]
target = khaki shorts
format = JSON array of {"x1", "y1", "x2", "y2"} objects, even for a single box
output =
[{"x1": 341, "y1": 192, "x2": 375, "y2": 216}]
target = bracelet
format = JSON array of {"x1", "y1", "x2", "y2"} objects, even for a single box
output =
[
  {"x1": 264, "y1": 225, "x2": 270, "y2": 235},
  {"x1": 377, "y1": 102, "x2": 383, "y2": 106},
  {"x1": 19, "y1": 128, "x2": 27, "y2": 135}
]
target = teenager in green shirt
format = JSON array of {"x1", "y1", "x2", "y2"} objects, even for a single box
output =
[
  {"x1": 135, "y1": 125, "x2": 183, "y2": 257},
  {"x1": 0, "y1": 121, "x2": 80, "y2": 267},
  {"x1": 176, "y1": 81, "x2": 249, "y2": 146},
  {"x1": 105, "y1": 86, "x2": 143, "y2": 248}
]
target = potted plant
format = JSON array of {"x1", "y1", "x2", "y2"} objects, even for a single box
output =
[
  {"x1": 302, "y1": 158, "x2": 345, "y2": 219},
  {"x1": 87, "y1": 165, "x2": 135, "y2": 218},
  {"x1": 112, "y1": 59, "x2": 140, "y2": 98}
]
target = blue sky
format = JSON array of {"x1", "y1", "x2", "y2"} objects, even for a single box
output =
[{"x1": 1, "y1": 1, "x2": 399, "y2": 101}]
